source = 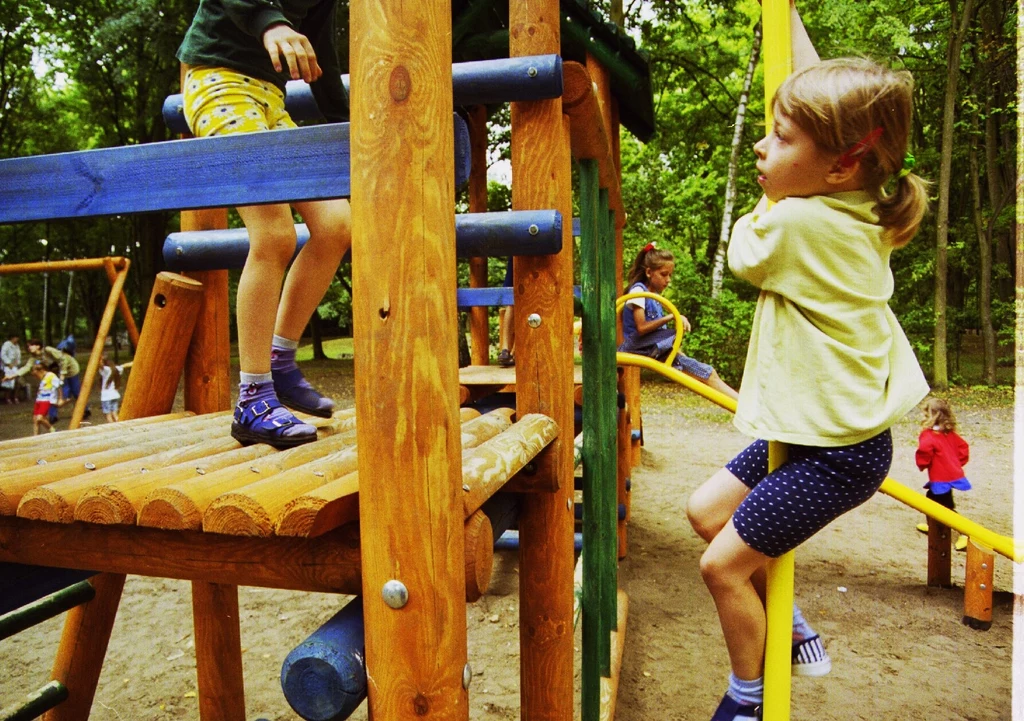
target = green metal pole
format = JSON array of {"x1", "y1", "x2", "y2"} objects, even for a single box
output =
[
  {"x1": 0, "y1": 580, "x2": 95, "y2": 641},
  {"x1": 579, "y1": 158, "x2": 607, "y2": 721},
  {"x1": 0, "y1": 681, "x2": 68, "y2": 721},
  {"x1": 597, "y1": 189, "x2": 618, "y2": 638}
]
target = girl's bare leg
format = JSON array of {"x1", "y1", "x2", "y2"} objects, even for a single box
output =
[
  {"x1": 235, "y1": 203, "x2": 299, "y2": 374},
  {"x1": 275, "y1": 199, "x2": 351, "y2": 340},
  {"x1": 700, "y1": 520, "x2": 770, "y2": 680}
]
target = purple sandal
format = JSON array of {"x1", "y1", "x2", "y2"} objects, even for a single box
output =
[
  {"x1": 273, "y1": 367, "x2": 335, "y2": 418},
  {"x1": 231, "y1": 396, "x2": 317, "y2": 449}
]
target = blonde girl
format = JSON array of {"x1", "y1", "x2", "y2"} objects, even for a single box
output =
[{"x1": 686, "y1": 3, "x2": 930, "y2": 719}]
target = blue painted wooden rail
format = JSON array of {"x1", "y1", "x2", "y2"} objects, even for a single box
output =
[
  {"x1": 164, "y1": 210, "x2": 562, "y2": 272},
  {"x1": 0, "y1": 115, "x2": 470, "y2": 225},
  {"x1": 163, "y1": 55, "x2": 564, "y2": 134}
]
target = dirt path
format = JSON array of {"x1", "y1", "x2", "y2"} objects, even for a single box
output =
[{"x1": 0, "y1": 365, "x2": 1014, "y2": 720}]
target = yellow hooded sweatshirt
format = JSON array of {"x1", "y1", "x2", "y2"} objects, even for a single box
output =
[{"x1": 728, "y1": 191, "x2": 929, "y2": 447}]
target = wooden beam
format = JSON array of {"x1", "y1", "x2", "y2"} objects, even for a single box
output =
[
  {"x1": 561, "y1": 61, "x2": 624, "y2": 229},
  {"x1": 350, "y1": 0, "x2": 468, "y2": 717},
  {"x1": 510, "y1": 0, "x2": 577, "y2": 716}
]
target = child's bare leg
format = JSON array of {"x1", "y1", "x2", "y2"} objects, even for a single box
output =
[
  {"x1": 231, "y1": 203, "x2": 317, "y2": 448},
  {"x1": 34, "y1": 414, "x2": 51, "y2": 435},
  {"x1": 236, "y1": 203, "x2": 299, "y2": 374},
  {"x1": 706, "y1": 369, "x2": 739, "y2": 401},
  {"x1": 700, "y1": 520, "x2": 769, "y2": 681},
  {"x1": 687, "y1": 467, "x2": 750, "y2": 543},
  {"x1": 275, "y1": 199, "x2": 351, "y2": 339},
  {"x1": 266, "y1": 198, "x2": 351, "y2": 418}
]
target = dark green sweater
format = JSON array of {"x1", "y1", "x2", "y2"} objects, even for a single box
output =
[{"x1": 177, "y1": 0, "x2": 348, "y2": 122}]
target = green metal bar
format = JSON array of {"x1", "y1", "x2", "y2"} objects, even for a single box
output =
[
  {"x1": 579, "y1": 158, "x2": 606, "y2": 721},
  {"x1": 0, "y1": 580, "x2": 95, "y2": 641},
  {"x1": 0, "y1": 681, "x2": 68, "y2": 721},
  {"x1": 597, "y1": 189, "x2": 618, "y2": 639}
]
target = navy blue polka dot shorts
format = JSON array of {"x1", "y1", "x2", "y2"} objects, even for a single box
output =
[{"x1": 725, "y1": 430, "x2": 892, "y2": 558}]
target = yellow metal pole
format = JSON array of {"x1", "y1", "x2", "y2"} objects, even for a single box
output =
[
  {"x1": 761, "y1": 1, "x2": 793, "y2": 720},
  {"x1": 763, "y1": 449, "x2": 793, "y2": 721}
]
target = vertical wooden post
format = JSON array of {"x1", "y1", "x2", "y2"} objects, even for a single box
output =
[
  {"x1": 962, "y1": 540, "x2": 995, "y2": 630},
  {"x1": 927, "y1": 517, "x2": 953, "y2": 588},
  {"x1": 192, "y1": 582, "x2": 245, "y2": 720},
  {"x1": 43, "y1": 573, "x2": 126, "y2": 721},
  {"x1": 511, "y1": 1, "x2": 576, "y2": 717},
  {"x1": 467, "y1": 105, "x2": 491, "y2": 366},
  {"x1": 45, "y1": 272, "x2": 204, "y2": 721},
  {"x1": 350, "y1": 2, "x2": 467, "y2": 719}
]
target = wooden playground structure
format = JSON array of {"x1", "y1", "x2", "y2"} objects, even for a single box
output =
[
  {"x1": 2, "y1": 2, "x2": 1017, "y2": 721},
  {"x1": 0, "y1": 1, "x2": 652, "y2": 719}
]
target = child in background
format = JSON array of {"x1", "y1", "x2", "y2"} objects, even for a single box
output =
[
  {"x1": 915, "y1": 397, "x2": 971, "y2": 551},
  {"x1": 619, "y1": 243, "x2": 738, "y2": 401},
  {"x1": 29, "y1": 361, "x2": 60, "y2": 435},
  {"x1": 99, "y1": 357, "x2": 124, "y2": 423},
  {"x1": 177, "y1": 0, "x2": 351, "y2": 448},
  {"x1": 685, "y1": 3, "x2": 931, "y2": 719}
]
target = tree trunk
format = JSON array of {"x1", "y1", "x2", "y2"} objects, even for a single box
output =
[
  {"x1": 609, "y1": 0, "x2": 623, "y2": 27},
  {"x1": 933, "y1": 0, "x2": 977, "y2": 389},
  {"x1": 711, "y1": 21, "x2": 762, "y2": 299},
  {"x1": 981, "y1": 0, "x2": 1014, "y2": 301},
  {"x1": 968, "y1": 113, "x2": 996, "y2": 384},
  {"x1": 310, "y1": 310, "x2": 327, "y2": 360}
]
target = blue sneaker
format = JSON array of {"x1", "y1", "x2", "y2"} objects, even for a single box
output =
[
  {"x1": 231, "y1": 394, "x2": 317, "y2": 449},
  {"x1": 710, "y1": 694, "x2": 761, "y2": 721},
  {"x1": 272, "y1": 367, "x2": 335, "y2": 418}
]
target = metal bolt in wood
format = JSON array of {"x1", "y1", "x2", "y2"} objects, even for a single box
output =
[{"x1": 381, "y1": 580, "x2": 409, "y2": 609}]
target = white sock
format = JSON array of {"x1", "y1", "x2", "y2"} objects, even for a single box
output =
[
  {"x1": 727, "y1": 673, "x2": 763, "y2": 706},
  {"x1": 272, "y1": 335, "x2": 299, "y2": 350}
]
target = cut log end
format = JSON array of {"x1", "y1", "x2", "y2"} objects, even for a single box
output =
[
  {"x1": 203, "y1": 495, "x2": 274, "y2": 537},
  {"x1": 17, "y1": 488, "x2": 73, "y2": 523},
  {"x1": 464, "y1": 510, "x2": 494, "y2": 603},
  {"x1": 75, "y1": 488, "x2": 137, "y2": 526},
  {"x1": 137, "y1": 490, "x2": 203, "y2": 530}
]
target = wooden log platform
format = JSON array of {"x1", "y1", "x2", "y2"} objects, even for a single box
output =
[{"x1": 0, "y1": 408, "x2": 556, "y2": 598}]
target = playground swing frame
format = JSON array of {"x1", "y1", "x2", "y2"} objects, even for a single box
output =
[{"x1": 0, "y1": 257, "x2": 140, "y2": 430}]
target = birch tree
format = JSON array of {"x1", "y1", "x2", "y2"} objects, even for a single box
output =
[{"x1": 711, "y1": 21, "x2": 761, "y2": 298}]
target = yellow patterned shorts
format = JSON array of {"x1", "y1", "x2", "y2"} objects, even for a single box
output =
[{"x1": 182, "y1": 67, "x2": 297, "y2": 138}]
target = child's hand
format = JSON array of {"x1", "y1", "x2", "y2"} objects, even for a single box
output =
[
  {"x1": 679, "y1": 316, "x2": 692, "y2": 333},
  {"x1": 263, "y1": 24, "x2": 323, "y2": 83}
]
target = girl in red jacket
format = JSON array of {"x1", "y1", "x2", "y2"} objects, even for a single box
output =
[{"x1": 915, "y1": 397, "x2": 971, "y2": 550}]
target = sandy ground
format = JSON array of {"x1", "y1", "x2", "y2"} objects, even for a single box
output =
[{"x1": 0, "y1": 363, "x2": 1016, "y2": 720}]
